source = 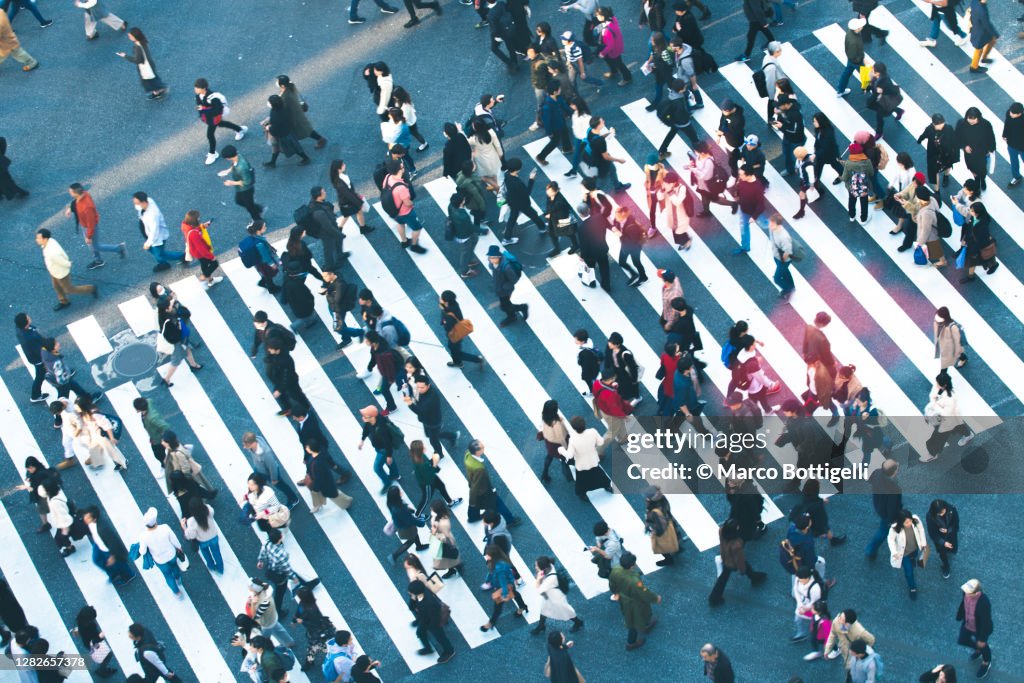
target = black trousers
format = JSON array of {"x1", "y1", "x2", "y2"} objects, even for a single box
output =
[
  {"x1": 603, "y1": 55, "x2": 631, "y2": 82},
  {"x1": 403, "y1": 0, "x2": 439, "y2": 19},
  {"x1": 744, "y1": 22, "x2": 775, "y2": 57},
  {"x1": 489, "y1": 590, "x2": 528, "y2": 622},
  {"x1": 498, "y1": 295, "x2": 527, "y2": 322},
  {"x1": 491, "y1": 38, "x2": 517, "y2": 68},
  {"x1": 549, "y1": 225, "x2": 580, "y2": 253},
  {"x1": 30, "y1": 362, "x2": 46, "y2": 400},
  {"x1": 537, "y1": 127, "x2": 573, "y2": 162},
  {"x1": 424, "y1": 423, "x2": 457, "y2": 458},
  {"x1": 415, "y1": 477, "x2": 455, "y2": 516},
  {"x1": 504, "y1": 204, "x2": 546, "y2": 240},
  {"x1": 205, "y1": 119, "x2": 243, "y2": 154},
  {"x1": 813, "y1": 156, "x2": 843, "y2": 188},
  {"x1": 659, "y1": 124, "x2": 699, "y2": 154},
  {"x1": 709, "y1": 562, "x2": 755, "y2": 600},
  {"x1": 618, "y1": 247, "x2": 646, "y2": 281},
  {"x1": 447, "y1": 338, "x2": 483, "y2": 366},
  {"x1": 416, "y1": 621, "x2": 454, "y2": 656},
  {"x1": 582, "y1": 252, "x2": 611, "y2": 291},
  {"x1": 847, "y1": 194, "x2": 868, "y2": 221},
  {"x1": 235, "y1": 188, "x2": 263, "y2": 221},
  {"x1": 699, "y1": 188, "x2": 733, "y2": 212}
]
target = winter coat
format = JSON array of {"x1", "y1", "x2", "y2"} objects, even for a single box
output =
[
  {"x1": 541, "y1": 95, "x2": 570, "y2": 134},
  {"x1": 742, "y1": 0, "x2": 771, "y2": 23},
  {"x1": 647, "y1": 508, "x2": 679, "y2": 554},
  {"x1": 915, "y1": 197, "x2": 940, "y2": 245},
  {"x1": 281, "y1": 87, "x2": 314, "y2": 139},
  {"x1": 455, "y1": 170, "x2": 488, "y2": 214},
  {"x1": 537, "y1": 571, "x2": 577, "y2": 620},
  {"x1": 283, "y1": 271, "x2": 315, "y2": 318},
  {"x1": 814, "y1": 125, "x2": 841, "y2": 163},
  {"x1": 492, "y1": 256, "x2": 520, "y2": 298},
  {"x1": 844, "y1": 27, "x2": 865, "y2": 66},
  {"x1": 469, "y1": 132, "x2": 504, "y2": 180},
  {"x1": 841, "y1": 154, "x2": 874, "y2": 194},
  {"x1": 968, "y1": 0, "x2": 999, "y2": 49},
  {"x1": 925, "y1": 389, "x2": 964, "y2": 433},
  {"x1": 598, "y1": 17, "x2": 625, "y2": 59},
  {"x1": 887, "y1": 515, "x2": 927, "y2": 568},
  {"x1": 660, "y1": 277, "x2": 684, "y2": 327},
  {"x1": 933, "y1": 320, "x2": 963, "y2": 370},
  {"x1": 955, "y1": 117, "x2": 996, "y2": 175},
  {"x1": 464, "y1": 452, "x2": 495, "y2": 508},
  {"x1": 41, "y1": 487, "x2": 74, "y2": 529},
  {"x1": 957, "y1": 591, "x2": 993, "y2": 640},
  {"x1": 762, "y1": 54, "x2": 786, "y2": 97},
  {"x1": 443, "y1": 132, "x2": 473, "y2": 180},
  {"x1": 825, "y1": 616, "x2": 875, "y2": 666},
  {"x1": 718, "y1": 106, "x2": 746, "y2": 149},
  {"x1": 926, "y1": 504, "x2": 959, "y2": 553},
  {"x1": 608, "y1": 566, "x2": 658, "y2": 629}
]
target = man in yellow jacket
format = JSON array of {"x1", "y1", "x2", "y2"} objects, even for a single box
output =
[{"x1": 36, "y1": 228, "x2": 97, "y2": 310}]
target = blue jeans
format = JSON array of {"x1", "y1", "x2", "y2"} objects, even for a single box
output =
[
  {"x1": 198, "y1": 537, "x2": 224, "y2": 574},
  {"x1": 782, "y1": 140, "x2": 799, "y2": 174},
  {"x1": 1009, "y1": 145, "x2": 1023, "y2": 181},
  {"x1": 738, "y1": 210, "x2": 769, "y2": 251},
  {"x1": 773, "y1": 257, "x2": 794, "y2": 293},
  {"x1": 571, "y1": 138, "x2": 585, "y2": 173},
  {"x1": 835, "y1": 61, "x2": 857, "y2": 93},
  {"x1": 6, "y1": 0, "x2": 48, "y2": 24},
  {"x1": 91, "y1": 545, "x2": 134, "y2": 583},
  {"x1": 865, "y1": 517, "x2": 889, "y2": 558},
  {"x1": 772, "y1": 0, "x2": 796, "y2": 22},
  {"x1": 150, "y1": 242, "x2": 185, "y2": 265},
  {"x1": 901, "y1": 550, "x2": 918, "y2": 590},
  {"x1": 929, "y1": 13, "x2": 965, "y2": 40},
  {"x1": 350, "y1": 0, "x2": 394, "y2": 18},
  {"x1": 87, "y1": 226, "x2": 123, "y2": 261},
  {"x1": 372, "y1": 449, "x2": 399, "y2": 488},
  {"x1": 156, "y1": 559, "x2": 182, "y2": 594}
]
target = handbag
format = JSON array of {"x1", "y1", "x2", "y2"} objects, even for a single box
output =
[
  {"x1": 491, "y1": 585, "x2": 514, "y2": 603},
  {"x1": 447, "y1": 316, "x2": 474, "y2": 342},
  {"x1": 89, "y1": 640, "x2": 112, "y2": 665},
  {"x1": 176, "y1": 550, "x2": 190, "y2": 572},
  {"x1": 918, "y1": 544, "x2": 931, "y2": 568},
  {"x1": 383, "y1": 520, "x2": 396, "y2": 536},
  {"x1": 429, "y1": 535, "x2": 444, "y2": 559},
  {"x1": 955, "y1": 248, "x2": 967, "y2": 270},
  {"x1": 980, "y1": 239, "x2": 997, "y2": 261},
  {"x1": 988, "y1": 152, "x2": 996, "y2": 175},
  {"x1": 267, "y1": 505, "x2": 291, "y2": 528},
  {"x1": 156, "y1": 321, "x2": 175, "y2": 355},
  {"x1": 425, "y1": 571, "x2": 444, "y2": 594},
  {"x1": 441, "y1": 542, "x2": 460, "y2": 560},
  {"x1": 913, "y1": 245, "x2": 928, "y2": 266}
]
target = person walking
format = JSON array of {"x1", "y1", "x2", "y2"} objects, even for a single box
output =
[
  {"x1": 116, "y1": 28, "x2": 166, "y2": 99},
  {"x1": 887, "y1": 508, "x2": 928, "y2": 600},
  {"x1": 536, "y1": 84, "x2": 574, "y2": 166},
  {"x1": 134, "y1": 507, "x2": 186, "y2": 598},
  {"x1": 276, "y1": 74, "x2": 327, "y2": 149},
  {"x1": 381, "y1": 159, "x2": 427, "y2": 253},
  {"x1": 40, "y1": 339, "x2": 102, "y2": 406},
  {"x1": 699, "y1": 643, "x2": 735, "y2": 683},
  {"x1": 708, "y1": 518, "x2": 767, "y2": 606},
  {"x1": 769, "y1": 213, "x2": 795, "y2": 299},
  {"x1": 960, "y1": 202, "x2": 999, "y2": 282},
  {"x1": 736, "y1": 0, "x2": 773, "y2": 62},
  {"x1": 238, "y1": 220, "x2": 281, "y2": 293},
  {"x1": 486, "y1": 245, "x2": 529, "y2": 327},
  {"x1": 303, "y1": 437, "x2": 353, "y2": 512},
  {"x1": 656, "y1": 79, "x2": 700, "y2": 155},
  {"x1": 219, "y1": 145, "x2": 263, "y2": 222},
  {"x1": 926, "y1": 499, "x2": 959, "y2": 580},
  {"x1": 559, "y1": 415, "x2": 612, "y2": 499},
  {"x1": 74, "y1": 394, "x2": 128, "y2": 471},
  {"x1": 72, "y1": 605, "x2": 116, "y2": 678},
  {"x1": 733, "y1": 167, "x2": 769, "y2": 254},
  {"x1": 841, "y1": 143, "x2": 874, "y2": 225},
  {"x1": 917, "y1": 113, "x2": 959, "y2": 190},
  {"x1": 593, "y1": 6, "x2": 630, "y2": 85},
  {"x1": 609, "y1": 552, "x2": 660, "y2": 650},
  {"x1": 479, "y1": 544, "x2": 529, "y2": 631},
  {"x1": 439, "y1": 290, "x2": 482, "y2": 368},
  {"x1": 262, "y1": 95, "x2": 310, "y2": 168},
  {"x1": 246, "y1": 578, "x2": 297, "y2": 649},
  {"x1": 659, "y1": 171, "x2": 694, "y2": 249},
  {"x1": 610, "y1": 206, "x2": 648, "y2": 287},
  {"x1": 408, "y1": 580, "x2": 455, "y2": 664},
  {"x1": 957, "y1": 578, "x2": 993, "y2": 678},
  {"x1": 967, "y1": 0, "x2": 998, "y2": 73},
  {"x1": 0, "y1": 11, "x2": 36, "y2": 72},
  {"x1": 358, "y1": 405, "x2": 400, "y2": 492},
  {"x1": 544, "y1": 181, "x2": 579, "y2": 257},
  {"x1": 133, "y1": 192, "x2": 184, "y2": 273},
  {"x1": 955, "y1": 108, "x2": 996, "y2": 193},
  {"x1": 464, "y1": 439, "x2": 520, "y2": 524},
  {"x1": 428, "y1": 500, "x2": 463, "y2": 578},
  {"x1": 824, "y1": 608, "x2": 875, "y2": 669},
  {"x1": 156, "y1": 297, "x2": 203, "y2": 387},
  {"x1": 538, "y1": 400, "x2": 572, "y2": 484},
  {"x1": 15, "y1": 313, "x2": 50, "y2": 404},
  {"x1": 922, "y1": 372, "x2": 974, "y2": 463},
  {"x1": 330, "y1": 159, "x2": 372, "y2": 235},
  {"x1": 932, "y1": 304, "x2": 968, "y2": 373},
  {"x1": 403, "y1": 374, "x2": 459, "y2": 459},
  {"x1": 161, "y1": 430, "x2": 216, "y2": 496},
  {"x1": 502, "y1": 160, "x2": 546, "y2": 245},
  {"x1": 181, "y1": 211, "x2": 224, "y2": 289},
  {"x1": 75, "y1": 0, "x2": 125, "y2": 40},
  {"x1": 129, "y1": 623, "x2": 181, "y2": 681},
  {"x1": 3, "y1": 0, "x2": 51, "y2": 28},
  {"x1": 865, "y1": 458, "x2": 901, "y2": 560},
  {"x1": 531, "y1": 556, "x2": 584, "y2": 635},
  {"x1": 409, "y1": 440, "x2": 460, "y2": 515},
  {"x1": 914, "y1": 186, "x2": 947, "y2": 267},
  {"x1": 65, "y1": 183, "x2": 125, "y2": 270},
  {"x1": 181, "y1": 499, "x2": 223, "y2": 575},
  {"x1": 835, "y1": 18, "x2": 867, "y2": 97},
  {"x1": 1003, "y1": 102, "x2": 1024, "y2": 188},
  {"x1": 193, "y1": 78, "x2": 246, "y2": 165},
  {"x1": 848, "y1": 640, "x2": 884, "y2": 683},
  {"x1": 35, "y1": 229, "x2": 97, "y2": 311}
]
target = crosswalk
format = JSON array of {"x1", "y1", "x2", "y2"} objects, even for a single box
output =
[{"x1": 3, "y1": 12, "x2": 1023, "y2": 679}]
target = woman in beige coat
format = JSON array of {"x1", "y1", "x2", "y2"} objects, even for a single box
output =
[
  {"x1": 559, "y1": 416, "x2": 612, "y2": 500},
  {"x1": 538, "y1": 399, "x2": 571, "y2": 483},
  {"x1": 913, "y1": 187, "x2": 947, "y2": 267},
  {"x1": 429, "y1": 500, "x2": 462, "y2": 578},
  {"x1": 74, "y1": 395, "x2": 128, "y2": 471},
  {"x1": 933, "y1": 306, "x2": 966, "y2": 370},
  {"x1": 824, "y1": 609, "x2": 875, "y2": 667}
]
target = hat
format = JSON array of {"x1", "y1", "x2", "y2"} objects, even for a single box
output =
[
  {"x1": 646, "y1": 152, "x2": 661, "y2": 166},
  {"x1": 814, "y1": 311, "x2": 831, "y2": 326},
  {"x1": 359, "y1": 405, "x2": 379, "y2": 419},
  {"x1": 143, "y1": 507, "x2": 158, "y2": 527},
  {"x1": 720, "y1": 98, "x2": 735, "y2": 111},
  {"x1": 744, "y1": 134, "x2": 759, "y2": 146},
  {"x1": 848, "y1": 17, "x2": 866, "y2": 31},
  {"x1": 658, "y1": 268, "x2": 676, "y2": 282},
  {"x1": 560, "y1": 30, "x2": 573, "y2": 41},
  {"x1": 848, "y1": 142, "x2": 863, "y2": 154},
  {"x1": 726, "y1": 391, "x2": 744, "y2": 405},
  {"x1": 486, "y1": 245, "x2": 503, "y2": 258},
  {"x1": 913, "y1": 171, "x2": 927, "y2": 185},
  {"x1": 766, "y1": 41, "x2": 782, "y2": 54},
  {"x1": 961, "y1": 579, "x2": 981, "y2": 594}
]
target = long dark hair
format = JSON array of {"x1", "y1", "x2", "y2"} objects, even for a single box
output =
[
  {"x1": 542, "y1": 399, "x2": 560, "y2": 426},
  {"x1": 471, "y1": 118, "x2": 492, "y2": 145},
  {"x1": 189, "y1": 498, "x2": 210, "y2": 530},
  {"x1": 391, "y1": 86, "x2": 412, "y2": 107},
  {"x1": 812, "y1": 112, "x2": 834, "y2": 134},
  {"x1": 286, "y1": 226, "x2": 306, "y2": 257},
  {"x1": 440, "y1": 290, "x2": 462, "y2": 318},
  {"x1": 128, "y1": 27, "x2": 148, "y2": 47},
  {"x1": 329, "y1": 159, "x2": 346, "y2": 191}
]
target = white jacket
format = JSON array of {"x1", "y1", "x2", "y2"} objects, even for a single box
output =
[
  {"x1": 536, "y1": 571, "x2": 577, "y2": 621},
  {"x1": 138, "y1": 523, "x2": 182, "y2": 564},
  {"x1": 792, "y1": 576, "x2": 822, "y2": 618},
  {"x1": 887, "y1": 515, "x2": 927, "y2": 568},
  {"x1": 42, "y1": 487, "x2": 74, "y2": 529},
  {"x1": 376, "y1": 75, "x2": 393, "y2": 115},
  {"x1": 560, "y1": 428, "x2": 603, "y2": 471},
  {"x1": 925, "y1": 390, "x2": 964, "y2": 434},
  {"x1": 138, "y1": 198, "x2": 168, "y2": 249}
]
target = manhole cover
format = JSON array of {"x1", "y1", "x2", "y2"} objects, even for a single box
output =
[{"x1": 111, "y1": 341, "x2": 158, "y2": 379}]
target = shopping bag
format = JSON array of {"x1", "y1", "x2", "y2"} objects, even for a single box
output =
[
  {"x1": 176, "y1": 551, "x2": 190, "y2": 573},
  {"x1": 714, "y1": 555, "x2": 723, "y2": 577},
  {"x1": 913, "y1": 245, "x2": 928, "y2": 265},
  {"x1": 955, "y1": 248, "x2": 967, "y2": 270},
  {"x1": 858, "y1": 65, "x2": 872, "y2": 90},
  {"x1": 988, "y1": 153, "x2": 996, "y2": 175},
  {"x1": 577, "y1": 260, "x2": 596, "y2": 288}
]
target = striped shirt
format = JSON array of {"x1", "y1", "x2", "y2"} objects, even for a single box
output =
[{"x1": 564, "y1": 42, "x2": 583, "y2": 65}]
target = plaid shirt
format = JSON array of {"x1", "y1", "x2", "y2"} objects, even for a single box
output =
[{"x1": 258, "y1": 540, "x2": 292, "y2": 577}]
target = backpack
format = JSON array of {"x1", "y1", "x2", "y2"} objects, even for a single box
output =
[
  {"x1": 381, "y1": 318, "x2": 411, "y2": 347},
  {"x1": 850, "y1": 171, "x2": 868, "y2": 198},
  {"x1": 98, "y1": 412, "x2": 124, "y2": 441},
  {"x1": 384, "y1": 418, "x2": 405, "y2": 446},
  {"x1": 275, "y1": 646, "x2": 296, "y2": 671},
  {"x1": 210, "y1": 92, "x2": 230, "y2": 117},
  {"x1": 693, "y1": 47, "x2": 718, "y2": 75},
  {"x1": 380, "y1": 179, "x2": 408, "y2": 218},
  {"x1": 752, "y1": 67, "x2": 769, "y2": 98},
  {"x1": 554, "y1": 563, "x2": 572, "y2": 594},
  {"x1": 504, "y1": 254, "x2": 523, "y2": 282},
  {"x1": 779, "y1": 538, "x2": 801, "y2": 574},
  {"x1": 708, "y1": 162, "x2": 729, "y2": 194},
  {"x1": 877, "y1": 145, "x2": 890, "y2": 170},
  {"x1": 936, "y1": 211, "x2": 952, "y2": 239},
  {"x1": 321, "y1": 646, "x2": 352, "y2": 681},
  {"x1": 720, "y1": 341, "x2": 736, "y2": 369},
  {"x1": 293, "y1": 203, "x2": 320, "y2": 238},
  {"x1": 237, "y1": 236, "x2": 262, "y2": 268}
]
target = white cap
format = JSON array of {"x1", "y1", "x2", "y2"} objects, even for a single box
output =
[
  {"x1": 961, "y1": 578, "x2": 981, "y2": 594},
  {"x1": 143, "y1": 507, "x2": 158, "y2": 527},
  {"x1": 849, "y1": 17, "x2": 866, "y2": 31}
]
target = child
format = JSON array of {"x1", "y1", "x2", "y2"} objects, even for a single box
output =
[{"x1": 804, "y1": 599, "x2": 834, "y2": 661}]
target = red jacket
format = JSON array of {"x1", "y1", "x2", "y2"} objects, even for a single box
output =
[
  {"x1": 593, "y1": 380, "x2": 633, "y2": 418},
  {"x1": 74, "y1": 191, "x2": 100, "y2": 238},
  {"x1": 184, "y1": 224, "x2": 215, "y2": 261},
  {"x1": 659, "y1": 352, "x2": 676, "y2": 398}
]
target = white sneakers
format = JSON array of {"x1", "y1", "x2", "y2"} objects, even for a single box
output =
[
  {"x1": 235, "y1": 125, "x2": 248, "y2": 141},
  {"x1": 919, "y1": 38, "x2": 937, "y2": 48},
  {"x1": 958, "y1": 432, "x2": 975, "y2": 447},
  {"x1": 918, "y1": 453, "x2": 938, "y2": 463},
  {"x1": 204, "y1": 276, "x2": 224, "y2": 289},
  {"x1": 836, "y1": 88, "x2": 851, "y2": 98},
  {"x1": 528, "y1": 122, "x2": 540, "y2": 132},
  {"x1": 205, "y1": 152, "x2": 219, "y2": 165},
  {"x1": 954, "y1": 34, "x2": 968, "y2": 46},
  {"x1": 803, "y1": 651, "x2": 823, "y2": 661},
  {"x1": 825, "y1": 649, "x2": 841, "y2": 660}
]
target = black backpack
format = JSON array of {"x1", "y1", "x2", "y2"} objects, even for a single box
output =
[
  {"x1": 293, "y1": 204, "x2": 320, "y2": 238},
  {"x1": 554, "y1": 564, "x2": 572, "y2": 594},
  {"x1": 936, "y1": 211, "x2": 952, "y2": 239},
  {"x1": 752, "y1": 67, "x2": 769, "y2": 99},
  {"x1": 381, "y1": 179, "x2": 410, "y2": 218}
]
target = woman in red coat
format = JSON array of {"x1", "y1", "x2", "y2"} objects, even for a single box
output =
[{"x1": 182, "y1": 210, "x2": 223, "y2": 289}]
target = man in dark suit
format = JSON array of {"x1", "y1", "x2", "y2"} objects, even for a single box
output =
[
  {"x1": 291, "y1": 406, "x2": 350, "y2": 484},
  {"x1": 82, "y1": 506, "x2": 136, "y2": 585}
]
